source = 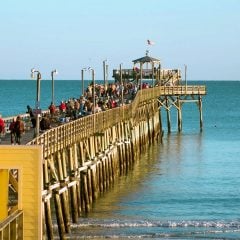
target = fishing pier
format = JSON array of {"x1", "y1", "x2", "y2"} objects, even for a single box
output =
[{"x1": 0, "y1": 53, "x2": 206, "y2": 239}]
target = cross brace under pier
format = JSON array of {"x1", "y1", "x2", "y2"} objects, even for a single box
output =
[{"x1": 158, "y1": 94, "x2": 203, "y2": 132}]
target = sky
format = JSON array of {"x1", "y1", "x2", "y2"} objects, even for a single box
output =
[{"x1": 0, "y1": 0, "x2": 239, "y2": 80}]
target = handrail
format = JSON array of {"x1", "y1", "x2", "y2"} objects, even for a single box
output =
[
  {"x1": 0, "y1": 210, "x2": 23, "y2": 240},
  {"x1": 159, "y1": 85, "x2": 206, "y2": 95},
  {"x1": 26, "y1": 85, "x2": 206, "y2": 157}
]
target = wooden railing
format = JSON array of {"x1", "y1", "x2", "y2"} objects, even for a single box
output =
[
  {"x1": 0, "y1": 210, "x2": 23, "y2": 240},
  {"x1": 112, "y1": 68, "x2": 180, "y2": 80},
  {"x1": 159, "y1": 85, "x2": 206, "y2": 95},
  {"x1": 27, "y1": 85, "x2": 206, "y2": 158}
]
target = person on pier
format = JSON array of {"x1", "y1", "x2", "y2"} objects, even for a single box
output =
[
  {"x1": 73, "y1": 99, "x2": 80, "y2": 119},
  {"x1": 9, "y1": 118, "x2": 16, "y2": 145},
  {"x1": 14, "y1": 115, "x2": 25, "y2": 145},
  {"x1": 48, "y1": 102, "x2": 56, "y2": 117},
  {"x1": 59, "y1": 101, "x2": 67, "y2": 115},
  {"x1": 40, "y1": 114, "x2": 51, "y2": 132},
  {"x1": 0, "y1": 114, "x2": 5, "y2": 143},
  {"x1": 26, "y1": 105, "x2": 36, "y2": 128}
]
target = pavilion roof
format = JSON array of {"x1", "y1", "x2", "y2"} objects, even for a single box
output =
[{"x1": 132, "y1": 55, "x2": 160, "y2": 64}]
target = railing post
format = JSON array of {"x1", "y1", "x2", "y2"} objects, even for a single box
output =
[{"x1": 19, "y1": 211, "x2": 24, "y2": 240}]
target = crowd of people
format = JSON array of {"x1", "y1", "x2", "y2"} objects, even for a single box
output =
[
  {"x1": 0, "y1": 81, "x2": 151, "y2": 144},
  {"x1": 56, "y1": 81, "x2": 143, "y2": 120}
]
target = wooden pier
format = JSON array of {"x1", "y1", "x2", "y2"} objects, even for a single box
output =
[
  {"x1": 0, "y1": 52, "x2": 206, "y2": 239},
  {"x1": 0, "y1": 84, "x2": 206, "y2": 239}
]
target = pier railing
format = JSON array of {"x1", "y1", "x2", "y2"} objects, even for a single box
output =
[
  {"x1": 159, "y1": 85, "x2": 206, "y2": 95},
  {"x1": 27, "y1": 85, "x2": 206, "y2": 157},
  {"x1": 112, "y1": 68, "x2": 180, "y2": 80}
]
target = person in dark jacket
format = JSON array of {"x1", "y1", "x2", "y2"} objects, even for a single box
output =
[
  {"x1": 9, "y1": 118, "x2": 16, "y2": 144},
  {"x1": 40, "y1": 115, "x2": 51, "y2": 131},
  {"x1": 14, "y1": 115, "x2": 25, "y2": 145},
  {"x1": 26, "y1": 105, "x2": 36, "y2": 128}
]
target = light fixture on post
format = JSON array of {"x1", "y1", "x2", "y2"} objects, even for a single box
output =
[
  {"x1": 51, "y1": 69, "x2": 58, "y2": 105},
  {"x1": 31, "y1": 68, "x2": 42, "y2": 137}
]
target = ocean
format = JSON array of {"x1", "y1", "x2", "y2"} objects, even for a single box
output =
[{"x1": 1, "y1": 80, "x2": 240, "y2": 239}]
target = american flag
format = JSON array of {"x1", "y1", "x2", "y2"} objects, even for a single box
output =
[{"x1": 147, "y1": 39, "x2": 155, "y2": 45}]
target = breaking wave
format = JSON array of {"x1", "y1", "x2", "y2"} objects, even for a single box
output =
[
  {"x1": 71, "y1": 219, "x2": 240, "y2": 229},
  {"x1": 53, "y1": 219, "x2": 240, "y2": 239}
]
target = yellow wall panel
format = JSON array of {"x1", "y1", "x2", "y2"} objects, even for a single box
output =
[
  {"x1": 0, "y1": 146, "x2": 43, "y2": 240},
  {"x1": 0, "y1": 169, "x2": 9, "y2": 220}
]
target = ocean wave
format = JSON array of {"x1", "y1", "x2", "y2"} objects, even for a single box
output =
[
  {"x1": 68, "y1": 219, "x2": 240, "y2": 229},
  {"x1": 52, "y1": 219, "x2": 240, "y2": 239},
  {"x1": 60, "y1": 229, "x2": 240, "y2": 240}
]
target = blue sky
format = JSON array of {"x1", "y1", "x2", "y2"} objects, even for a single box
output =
[{"x1": 0, "y1": 0, "x2": 239, "y2": 80}]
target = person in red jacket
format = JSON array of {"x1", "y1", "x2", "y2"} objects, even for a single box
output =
[
  {"x1": 59, "y1": 101, "x2": 66, "y2": 114},
  {"x1": 49, "y1": 102, "x2": 56, "y2": 117},
  {"x1": 0, "y1": 114, "x2": 5, "y2": 143}
]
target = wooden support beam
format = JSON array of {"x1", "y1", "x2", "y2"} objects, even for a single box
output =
[
  {"x1": 177, "y1": 96, "x2": 182, "y2": 132},
  {"x1": 43, "y1": 158, "x2": 54, "y2": 240},
  {"x1": 169, "y1": 96, "x2": 179, "y2": 110},
  {"x1": 165, "y1": 97, "x2": 171, "y2": 133},
  {"x1": 199, "y1": 96, "x2": 203, "y2": 131},
  {"x1": 9, "y1": 172, "x2": 18, "y2": 193}
]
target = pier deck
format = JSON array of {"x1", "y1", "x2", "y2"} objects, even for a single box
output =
[
  {"x1": 0, "y1": 128, "x2": 35, "y2": 145},
  {"x1": 0, "y1": 85, "x2": 206, "y2": 146}
]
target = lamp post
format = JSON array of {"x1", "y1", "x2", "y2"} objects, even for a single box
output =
[
  {"x1": 159, "y1": 63, "x2": 161, "y2": 86},
  {"x1": 106, "y1": 64, "x2": 108, "y2": 90},
  {"x1": 184, "y1": 64, "x2": 187, "y2": 93},
  {"x1": 51, "y1": 69, "x2": 58, "y2": 105},
  {"x1": 140, "y1": 62, "x2": 143, "y2": 90},
  {"x1": 103, "y1": 60, "x2": 107, "y2": 89},
  {"x1": 151, "y1": 61, "x2": 154, "y2": 87},
  {"x1": 120, "y1": 63, "x2": 124, "y2": 105},
  {"x1": 88, "y1": 68, "x2": 95, "y2": 113},
  {"x1": 89, "y1": 68, "x2": 96, "y2": 133},
  {"x1": 81, "y1": 68, "x2": 87, "y2": 96},
  {"x1": 92, "y1": 68, "x2": 95, "y2": 114},
  {"x1": 31, "y1": 68, "x2": 42, "y2": 137}
]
